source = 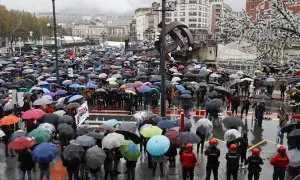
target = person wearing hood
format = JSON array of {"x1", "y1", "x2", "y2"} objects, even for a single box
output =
[
  {"x1": 205, "y1": 138, "x2": 220, "y2": 180},
  {"x1": 246, "y1": 148, "x2": 263, "y2": 180},
  {"x1": 270, "y1": 146, "x2": 289, "y2": 180},
  {"x1": 180, "y1": 143, "x2": 197, "y2": 180}
]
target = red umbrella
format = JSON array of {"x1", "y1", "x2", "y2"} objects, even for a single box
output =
[
  {"x1": 8, "y1": 137, "x2": 37, "y2": 150},
  {"x1": 164, "y1": 130, "x2": 179, "y2": 148},
  {"x1": 133, "y1": 81, "x2": 143, "y2": 88},
  {"x1": 22, "y1": 109, "x2": 46, "y2": 120},
  {"x1": 209, "y1": 67, "x2": 216, "y2": 72},
  {"x1": 177, "y1": 65, "x2": 185, "y2": 70}
]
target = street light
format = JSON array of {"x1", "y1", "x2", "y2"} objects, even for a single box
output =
[
  {"x1": 52, "y1": 0, "x2": 59, "y2": 83},
  {"x1": 152, "y1": 0, "x2": 176, "y2": 117}
]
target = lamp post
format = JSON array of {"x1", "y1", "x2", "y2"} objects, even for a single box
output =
[
  {"x1": 52, "y1": 0, "x2": 59, "y2": 83},
  {"x1": 152, "y1": 0, "x2": 176, "y2": 117}
]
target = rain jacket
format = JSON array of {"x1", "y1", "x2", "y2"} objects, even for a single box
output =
[
  {"x1": 204, "y1": 146, "x2": 220, "y2": 165},
  {"x1": 245, "y1": 155, "x2": 263, "y2": 173},
  {"x1": 181, "y1": 150, "x2": 197, "y2": 168},
  {"x1": 270, "y1": 154, "x2": 289, "y2": 169}
]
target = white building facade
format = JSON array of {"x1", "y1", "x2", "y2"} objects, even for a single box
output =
[{"x1": 164, "y1": 0, "x2": 210, "y2": 41}]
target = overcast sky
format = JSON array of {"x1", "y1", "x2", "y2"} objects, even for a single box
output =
[{"x1": 0, "y1": 0, "x2": 245, "y2": 14}]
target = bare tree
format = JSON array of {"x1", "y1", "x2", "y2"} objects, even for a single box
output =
[{"x1": 217, "y1": 0, "x2": 300, "y2": 64}]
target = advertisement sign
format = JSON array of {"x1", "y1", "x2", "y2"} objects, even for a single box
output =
[{"x1": 75, "y1": 101, "x2": 89, "y2": 126}]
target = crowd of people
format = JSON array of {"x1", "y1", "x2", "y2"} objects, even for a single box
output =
[{"x1": 0, "y1": 46, "x2": 299, "y2": 180}]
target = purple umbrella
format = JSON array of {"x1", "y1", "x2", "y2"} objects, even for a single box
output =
[
  {"x1": 44, "y1": 92, "x2": 56, "y2": 97},
  {"x1": 55, "y1": 89, "x2": 68, "y2": 95}
]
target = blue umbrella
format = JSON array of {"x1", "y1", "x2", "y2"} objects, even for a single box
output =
[
  {"x1": 103, "y1": 119, "x2": 119, "y2": 127},
  {"x1": 69, "y1": 84, "x2": 81, "y2": 88},
  {"x1": 175, "y1": 85, "x2": 185, "y2": 92},
  {"x1": 68, "y1": 95, "x2": 83, "y2": 103},
  {"x1": 42, "y1": 88, "x2": 50, "y2": 93},
  {"x1": 32, "y1": 143, "x2": 58, "y2": 163},
  {"x1": 46, "y1": 77, "x2": 57, "y2": 82},
  {"x1": 156, "y1": 120, "x2": 178, "y2": 129},
  {"x1": 86, "y1": 84, "x2": 98, "y2": 89},
  {"x1": 146, "y1": 135, "x2": 170, "y2": 156},
  {"x1": 137, "y1": 85, "x2": 151, "y2": 93}
]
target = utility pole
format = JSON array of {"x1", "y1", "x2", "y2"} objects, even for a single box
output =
[
  {"x1": 52, "y1": 0, "x2": 59, "y2": 83},
  {"x1": 160, "y1": 0, "x2": 167, "y2": 117}
]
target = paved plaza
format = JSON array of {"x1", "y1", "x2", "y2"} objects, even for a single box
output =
[{"x1": 0, "y1": 114, "x2": 293, "y2": 180}]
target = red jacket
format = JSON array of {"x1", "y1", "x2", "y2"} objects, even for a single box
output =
[
  {"x1": 181, "y1": 151, "x2": 197, "y2": 168},
  {"x1": 270, "y1": 154, "x2": 289, "y2": 169}
]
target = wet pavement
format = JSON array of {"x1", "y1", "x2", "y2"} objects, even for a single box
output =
[{"x1": 0, "y1": 114, "x2": 293, "y2": 180}]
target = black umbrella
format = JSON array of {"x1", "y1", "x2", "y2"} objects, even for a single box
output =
[
  {"x1": 63, "y1": 143, "x2": 85, "y2": 161},
  {"x1": 281, "y1": 123, "x2": 300, "y2": 133},
  {"x1": 176, "y1": 118, "x2": 192, "y2": 130},
  {"x1": 288, "y1": 129, "x2": 300, "y2": 138},
  {"x1": 59, "y1": 115, "x2": 74, "y2": 125},
  {"x1": 86, "y1": 132, "x2": 104, "y2": 140},
  {"x1": 116, "y1": 122, "x2": 140, "y2": 144},
  {"x1": 145, "y1": 114, "x2": 162, "y2": 124},
  {"x1": 222, "y1": 116, "x2": 243, "y2": 129},
  {"x1": 207, "y1": 98, "x2": 223, "y2": 110},
  {"x1": 75, "y1": 126, "x2": 92, "y2": 137},
  {"x1": 57, "y1": 123, "x2": 74, "y2": 136},
  {"x1": 39, "y1": 113, "x2": 60, "y2": 128},
  {"x1": 180, "y1": 94, "x2": 192, "y2": 99},
  {"x1": 179, "y1": 132, "x2": 201, "y2": 144}
]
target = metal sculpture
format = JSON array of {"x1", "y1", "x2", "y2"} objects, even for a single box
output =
[{"x1": 155, "y1": 21, "x2": 194, "y2": 53}]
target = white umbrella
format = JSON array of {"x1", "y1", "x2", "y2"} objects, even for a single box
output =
[
  {"x1": 173, "y1": 72, "x2": 183, "y2": 76},
  {"x1": 236, "y1": 71, "x2": 244, "y2": 75},
  {"x1": 53, "y1": 110, "x2": 66, "y2": 116},
  {"x1": 42, "y1": 95, "x2": 53, "y2": 101},
  {"x1": 0, "y1": 130, "x2": 5, "y2": 137},
  {"x1": 288, "y1": 149, "x2": 300, "y2": 167},
  {"x1": 38, "y1": 123, "x2": 56, "y2": 134},
  {"x1": 112, "y1": 74, "x2": 122, "y2": 79},
  {"x1": 99, "y1": 73, "x2": 108, "y2": 78},
  {"x1": 33, "y1": 98, "x2": 53, "y2": 106},
  {"x1": 242, "y1": 78, "x2": 253, "y2": 82},
  {"x1": 196, "y1": 118, "x2": 213, "y2": 134},
  {"x1": 171, "y1": 77, "x2": 181, "y2": 82},
  {"x1": 229, "y1": 74, "x2": 241, "y2": 79},
  {"x1": 106, "y1": 77, "x2": 117, "y2": 82},
  {"x1": 102, "y1": 133, "x2": 124, "y2": 149},
  {"x1": 210, "y1": 73, "x2": 220, "y2": 78},
  {"x1": 224, "y1": 129, "x2": 241, "y2": 142}
]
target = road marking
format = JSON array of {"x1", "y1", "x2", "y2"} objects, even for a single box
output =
[
  {"x1": 247, "y1": 140, "x2": 267, "y2": 151},
  {"x1": 265, "y1": 139, "x2": 283, "y2": 146}
]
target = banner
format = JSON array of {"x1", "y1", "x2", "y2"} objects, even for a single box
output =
[{"x1": 75, "y1": 101, "x2": 89, "y2": 126}]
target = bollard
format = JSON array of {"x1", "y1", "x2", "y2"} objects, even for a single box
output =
[{"x1": 180, "y1": 112, "x2": 184, "y2": 132}]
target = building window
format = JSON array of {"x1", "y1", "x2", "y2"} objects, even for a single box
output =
[
  {"x1": 216, "y1": 9, "x2": 221, "y2": 12},
  {"x1": 199, "y1": 6, "x2": 202, "y2": 10},
  {"x1": 189, "y1": 0, "x2": 197, "y2": 4},
  {"x1": 189, "y1": 24, "x2": 197, "y2": 28},
  {"x1": 166, "y1": 13, "x2": 172, "y2": 17},
  {"x1": 189, "y1": 12, "x2": 197, "y2": 16},
  {"x1": 180, "y1": 6, "x2": 186, "y2": 10},
  {"x1": 180, "y1": 0, "x2": 185, "y2": 4},
  {"x1": 250, "y1": 5, "x2": 255, "y2": 10},
  {"x1": 174, "y1": 12, "x2": 178, "y2": 16},
  {"x1": 198, "y1": 12, "x2": 202, "y2": 16},
  {"x1": 189, "y1": 18, "x2": 197, "y2": 22},
  {"x1": 198, "y1": 18, "x2": 202, "y2": 22},
  {"x1": 189, "y1": 5, "x2": 197, "y2": 10},
  {"x1": 174, "y1": 18, "x2": 178, "y2": 21},
  {"x1": 180, "y1": 18, "x2": 185, "y2": 22},
  {"x1": 180, "y1": 12, "x2": 186, "y2": 16},
  {"x1": 166, "y1": 18, "x2": 171, "y2": 23}
]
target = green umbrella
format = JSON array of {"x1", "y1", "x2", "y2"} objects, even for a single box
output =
[
  {"x1": 27, "y1": 129, "x2": 51, "y2": 144},
  {"x1": 120, "y1": 140, "x2": 140, "y2": 161}
]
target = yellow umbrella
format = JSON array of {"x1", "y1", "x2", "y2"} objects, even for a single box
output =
[{"x1": 109, "y1": 81, "x2": 117, "y2": 85}]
